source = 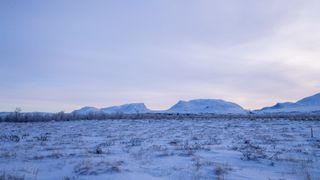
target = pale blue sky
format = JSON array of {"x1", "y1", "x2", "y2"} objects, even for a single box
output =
[{"x1": 1, "y1": 0, "x2": 320, "y2": 112}]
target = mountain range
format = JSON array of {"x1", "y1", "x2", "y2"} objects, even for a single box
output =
[
  {"x1": 1, "y1": 93, "x2": 320, "y2": 115},
  {"x1": 71, "y1": 92, "x2": 320, "y2": 115}
]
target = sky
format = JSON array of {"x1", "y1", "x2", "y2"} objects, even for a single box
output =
[{"x1": 1, "y1": 0, "x2": 320, "y2": 112}]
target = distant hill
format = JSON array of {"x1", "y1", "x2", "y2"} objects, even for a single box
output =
[
  {"x1": 257, "y1": 93, "x2": 320, "y2": 113},
  {"x1": 166, "y1": 99, "x2": 247, "y2": 114},
  {"x1": 72, "y1": 103, "x2": 151, "y2": 115},
  {"x1": 72, "y1": 106, "x2": 101, "y2": 115},
  {"x1": 101, "y1": 103, "x2": 151, "y2": 114}
]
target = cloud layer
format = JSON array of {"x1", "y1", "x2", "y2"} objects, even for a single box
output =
[{"x1": 1, "y1": 0, "x2": 320, "y2": 112}]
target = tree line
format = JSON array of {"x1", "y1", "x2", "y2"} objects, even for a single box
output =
[{"x1": 1, "y1": 109, "x2": 320, "y2": 122}]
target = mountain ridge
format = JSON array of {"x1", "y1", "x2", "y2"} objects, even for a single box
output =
[
  {"x1": 72, "y1": 99, "x2": 247, "y2": 115},
  {"x1": 256, "y1": 93, "x2": 320, "y2": 113},
  {"x1": 3, "y1": 92, "x2": 320, "y2": 115}
]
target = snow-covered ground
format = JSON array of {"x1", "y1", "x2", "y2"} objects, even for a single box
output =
[{"x1": 0, "y1": 119, "x2": 319, "y2": 180}]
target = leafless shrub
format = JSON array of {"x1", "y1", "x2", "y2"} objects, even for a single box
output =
[
  {"x1": 239, "y1": 140, "x2": 267, "y2": 161},
  {"x1": 48, "y1": 151, "x2": 63, "y2": 159},
  {"x1": 63, "y1": 176, "x2": 76, "y2": 180},
  {"x1": 150, "y1": 145, "x2": 171, "y2": 157},
  {"x1": 100, "y1": 140, "x2": 115, "y2": 147},
  {"x1": 0, "y1": 151, "x2": 17, "y2": 159},
  {"x1": 95, "y1": 146, "x2": 103, "y2": 154},
  {"x1": 176, "y1": 140, "x2": 210, "y2": 156},
  {"x1": 214, "y1": 163, "x2": 232, "y2": 180},
  {"x1": 168, "y1": 139, "x2": 181, "y2": 146},
  {"x1": 0, "y1": 171, "x2": 25, "y2": 180},
  {"x1": 191, "y1": 156, "x2": 215, "y2": 172},
  {"x1": 0, "y1": 135, "x2": 20, "y2": 143},
  {"x1": 203, "y1": 137, "x2": 221, "y2": 145},
  {"x1": 32, "y1": 151, "x2": 63, "y2": 160},
  {"x1": 73, "y1": 160, "x2": 124, "y2": 175},
  {"x1": 34, "y1": 135, "x2": 48, "y2": 142},
  {"x1": 120, "y1": 138, "x2": 143, "y2": 147},
  {"x1": 88, "y1": 145, "x2": 110, "y2": 155},
  {"x1": 128, "y1": 138, "x2": 143, "y2": 146}
]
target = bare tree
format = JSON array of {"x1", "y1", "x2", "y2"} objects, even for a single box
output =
[{"x1": 14, "y1": 107, "x2": 22, "y2": 121}]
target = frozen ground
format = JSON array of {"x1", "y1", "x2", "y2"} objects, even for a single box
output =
[{"x1": 0, "y1": 119, "x2": 319, "y2": 180}]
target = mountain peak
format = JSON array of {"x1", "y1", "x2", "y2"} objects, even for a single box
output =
[
  {"x1": 72, "y1": 106, "x2": 100, "y2": 115},
  {"x1": 296, "y1": 92, "x2": 320, "y2": 106},
  {"x1": 167, "y1": 99, "x2": 246, "y2": 114},
  {"x1": 101, "y1": 103, "x2": 150, "y2": 114}
]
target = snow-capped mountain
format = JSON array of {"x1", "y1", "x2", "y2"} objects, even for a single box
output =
[
  {"x1": 101, "y1": 103, "x2": 151, "y2": 114},
  {"x1": 166, "y1": 99, "x2": 247, "y2": 114},
  {"x1": 72, "y1": 106, "x2": 101, "y2": 115},
  {"x1": 257, "y1": 93, "x2": 320, "y2": 113},
  {"x1": 73, "y1": 103, "x2": 151, "y2": 115},
  {"x1": 72, "y1": 100, "x2": 247, "y2": 115}
]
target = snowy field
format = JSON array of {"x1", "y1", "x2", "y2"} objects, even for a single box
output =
[{"x1": 0, "y1": 119, "x2": 320, "y2": 180}]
